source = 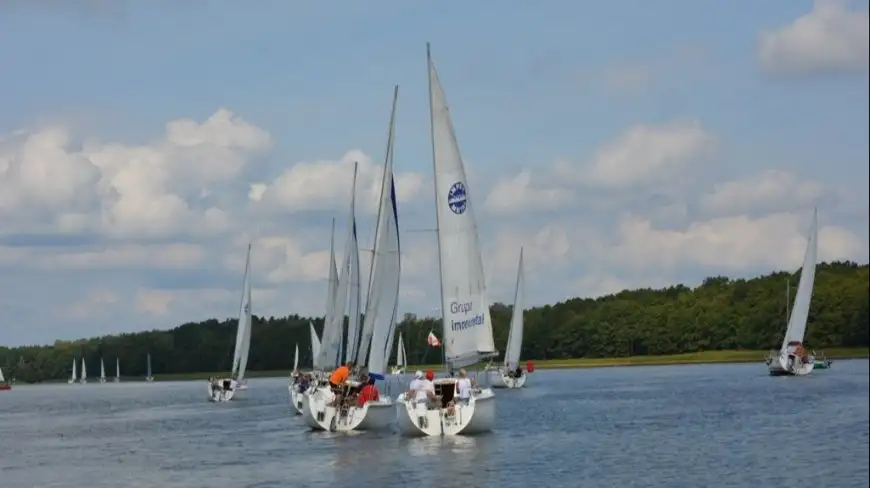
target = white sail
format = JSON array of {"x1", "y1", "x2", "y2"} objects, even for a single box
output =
[
  {"x1": 293, "y1": 343, "x2": 299, "y2": 372},
  {"x1": 0, "y1": 367, "x2": 5, "y2": 383},
  {"x1": 322, "y1": 164, "x2": 360, "y2": 368},
  {"x1": 309, "y1": 321, "x2": 321, "y2": 364},
  {"x1": 81, "y1": 358, "x2": 87, "y2": 381},
  {"x1": 428, "y1": 44, "x2": 497, "y2": 368},
  {"x1": 146, "y1": 353, "x2": 152, "y2": 378},
  {"x1": 116, "y1": 358, "x2": 120, "y2": 378},
  {"x1": 358, "y1": 85, "x2": 402, "y2": 374},
  {"x1": 397, "y1": 332, "x2": 406, "y2": 367},
  {"x1": 504, "y1": 248, "x2": 525, "y2": 370},
  {"x1": 71, "y1": 358, "x2": 77, "y2": 382},
  {"x1": 781, "y1": 208, "x2": 819, "y2": 351},
  {"x1": 231, "y1": 244, "x2": 253, "y2": 382},
  {"x1": 345, "y1": 213, "x2": 362, "y2": 364},
  {"x1": 100, "y1": 358, "x2": 106, "y2": 380},
  {"x1": 314, "y1": 219, "x2": 343, "y2": 369}
]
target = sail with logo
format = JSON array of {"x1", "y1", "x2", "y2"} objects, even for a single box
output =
[
  {"x1": 302, "y1": 87, "x2": 401, "y2": 432},
  {"x1": 208, "y1": 243, "x2": 252, "y2": 402},
  {"x1": 396, "y1": 43, "x2": 496, "y2": 437}
]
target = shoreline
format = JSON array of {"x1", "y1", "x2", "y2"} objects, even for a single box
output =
[{"x1": 27, "y1": 348, "x2": 868, "y2": 383}]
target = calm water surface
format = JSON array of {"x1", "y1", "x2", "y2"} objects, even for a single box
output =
[{"x1": 1, "y1": 361, "x2": 868, "y2": 488}]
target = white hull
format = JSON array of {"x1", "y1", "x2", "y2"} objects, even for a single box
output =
[
  {"x1": 769, "y1": 353, "x2": 816, "y2": 376},
  {"x1": 145, "y1": 377, "x2": 154, "y2": 382},
  {"x1": 99, "y1": 378, "x2": 106, "y2": 384},
  {"x1": 288, "y1": 385, "x2": 306, "y2": 415},
  {"x1": 79, "y1": 380, "x2": 87, "y2": 384},
  {"x1": 396, "y1": 388, "x2": 495, "y2": 437},
  {"x1": 67, "y1": 379, "x2": 75, "y2": 384},
  {"x1": 207, "y1": 380, "x2": 237, "y2": 402},
  {"x1": 487, "y1": 369, "x2": 527, "y2": 389},
  {"x1": 301, "y1": 386, "x2": 394, "y2": 432},
  {"x1": 390, "y1": 367, "x2": 405, "y2": 376}
]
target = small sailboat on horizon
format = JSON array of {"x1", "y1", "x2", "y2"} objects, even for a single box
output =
[
  {"x1": 80, "y1": 357, "x2": 88, "y2": 384},
  {"x1": 488, "y1": 248, "x2": 528, "y2": 388},
  {"x1": 390, "y1": 331, "x2": 407, "y2": 375},
  {"x1": 69, "y1": 358, "x2": 77, "y2": 384},
  {"x1": 769, "y1": 208, "x2": 819, "y2": 377},
  {"x1": 99, "y1": 358, "x2": 107, "y2": 384},
  {"x1": 209, "y1": 243, "x2": 253, "y2": 402},
  {"x1": 145, "y1": 353, "x2": 153, "y2": 382},
  {"x1": 114, "y1": 358, "x2": 121, "y2": 383},
  {"x1": 0, "y1": 367, "x2": 10, "y2": 391}
]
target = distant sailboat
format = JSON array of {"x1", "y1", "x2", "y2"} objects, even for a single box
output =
[
  {"x1": 390, "y1": 331, "x2": 407, "y2": 375},
  {"x1": 396, "y1": 44, "x2": 497, "y2": 437},
  {"x1": 0, "y1": 367, "x2": 10, "y2": 391},
  {"x1": 769, "y1": 208, "x2": 819, "y2": 377},
  {"x1": 145, "y1": 353, "x2": 153, "y2": 382},
  {"x1": 69, "y1": 358, "x2": 77, "y2": 384},
  {"x1": 488, "y1": 248, "x2": 527, "y2": 388},
  {"x1": 114, "y1": 358, "x2": 121, "y2": 383},
  {"x1": 80, "y1": 358, "x2": 88, "y2": 384},
  {"x1": 209, "y1": 243, "x2": 253, "y2": 402},
  {"x1": 99, "y1": 358, "x2": 107, "y2": 384}
]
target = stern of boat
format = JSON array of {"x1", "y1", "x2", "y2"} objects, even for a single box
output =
[
  {"x1": 301, "y1": 387, "x2": 337, "y2": 431},
  {"x1": 396, "y1": 394, "x2": 444, "y2": 437},
  {"x1": 442, "y1": 388, "x2": 495, "y2": 436}
]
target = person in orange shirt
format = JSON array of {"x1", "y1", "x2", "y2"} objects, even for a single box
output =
[
  {"x1": 357, "y1": 376, "x2": 380, "y2": 406},
  {"x1": 329, "y1": 361, "x2": 354, "y2": 406}
]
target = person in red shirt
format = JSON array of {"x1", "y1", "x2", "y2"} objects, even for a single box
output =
[{"x1": 357, "y1": 376, "x2": 380, "y2": 406}]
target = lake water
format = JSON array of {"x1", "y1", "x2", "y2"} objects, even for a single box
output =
[{"x1": 1, "y1": 361, "x2": 868, "y2": 488}]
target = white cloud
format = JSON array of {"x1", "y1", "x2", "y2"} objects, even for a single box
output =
[
  {"x1": 36, "y1": 243, "x2": 204, "y2": 270},
  {"x1": 592, "y1": 212, "x2": 866, "y2": 272},
  {"x1": 251, "y1": 149, "x2": 424, "y2": 215},
  {"x1": 701, "y1": 169, "x2": 825, "y2": 216},
  {"x1": 0, "y1": 108, "x2": 272, "y2": 238},
  {"x1": 483, "y1": 170, "x2": 574, "y2": 214},
  {"x1": 66, "y1": 290, "x2": 119, "y2": 320},
  {"x1": 758, "y1": 0, "x2": 870, "y2": 76}
]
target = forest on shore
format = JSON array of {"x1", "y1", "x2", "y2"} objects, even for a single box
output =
[{"x1": 1, "y1": 261, "x2": 867, "y2": 383}]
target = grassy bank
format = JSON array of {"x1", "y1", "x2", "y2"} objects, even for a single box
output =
[{"x1": 140, "y1": 347, "x2": 868, "y2": 381}]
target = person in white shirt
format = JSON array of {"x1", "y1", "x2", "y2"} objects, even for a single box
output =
[
  {"x1": 406, "y1": 370, "x2": 437, "y2": 405},
  {"x1": 456, "y1": 369, "x2": 473, "y2": 404}
]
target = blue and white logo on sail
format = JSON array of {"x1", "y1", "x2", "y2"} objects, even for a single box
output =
[{"x1": 448, "y1": 182, "x2": 467, "y2": 215}]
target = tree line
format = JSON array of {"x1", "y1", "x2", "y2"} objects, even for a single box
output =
[{"x1": 1, "y1": 261, "x2": 866, "y2": 383}]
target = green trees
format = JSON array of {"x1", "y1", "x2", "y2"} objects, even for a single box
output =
[{"x1": 2, "y1": 261, "x2": 866, "y2": 382}]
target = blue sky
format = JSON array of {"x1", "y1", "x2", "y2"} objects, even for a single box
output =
[{"x1": 0, "y1": 0, "x2": 868, "y2": 346}]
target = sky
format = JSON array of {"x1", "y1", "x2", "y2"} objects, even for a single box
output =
[{"x1": 0, "y1": 0, "x2": 868, "y2": 346}]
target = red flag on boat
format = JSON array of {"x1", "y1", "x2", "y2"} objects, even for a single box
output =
[{"x1": 427, "y1": 331, "x2": 441, "y2": 347}]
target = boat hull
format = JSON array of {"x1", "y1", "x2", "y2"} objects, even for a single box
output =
[
  {"x1": 396, "y1": 388, "x2": 495, "y2": 437},
  {"x1": 769, "y1": 354, "x2": 815, "y2": 376},
  {"x1": 487, "y1": 369, "x2": 527, "y2": 389},
  {"x1": 0, "y1": 385, "x2": 10, "y2": 391},
  {"x1": 301, "y1": 386, "x2": 394, "y2": 432},
  {"x1": 207, "y1": 381, "x2": 236, "y2": 402},
  {"x1": 288, "y1": 385, "x2": 305, "y2": 415}
]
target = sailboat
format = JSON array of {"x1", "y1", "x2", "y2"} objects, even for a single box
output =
[
  {"x1": 291, "y1": 226, "x2": 340, "y2": 414},
  {"x1": 301, "y1": 86, "x2": 402, "y2": 433},
  {"x1": 80, "y1": 358, "x2": 88, "y2": 384},
  {"x1": 209, "y1": 243, "x2": 253, "y2": 402},
  {"x1": 289, "y1": 322, "x2": 325, "y2": 414},
  {"x1": 68, "y1": 358, "x2": 77, "y2": 384},
  {"x1": 0, "y1": 367, "x2": 10, "y2": 391},
  {"x1": 114, "y1": 358, "x2": 121, "y2": 383},
  {"x1": 396, "y1": 44, "x2": 497, "y2": 437},
  {"x1": 488, "y1": 248, "x2": 527, "y2": 388},
  {"x1": 390, "y1": 331, "x2": 407, "y2": 375},
  {"x1": 769, "y1": 208, "x2": 819, "y2": 377},
  {"x1": 145, "y1": 353, "x2": 153, "y2": 382},
  {"x1": 99, "y1": 358, "x2": 107, "y2": 384}
]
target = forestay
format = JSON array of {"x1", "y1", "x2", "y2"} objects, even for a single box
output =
[
  {"x1": 780, "y1": 208, "x2": 818, "y2": 351},
  {"x1": 427, "y1": 45, "x2": 497, "y2": 369}
]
